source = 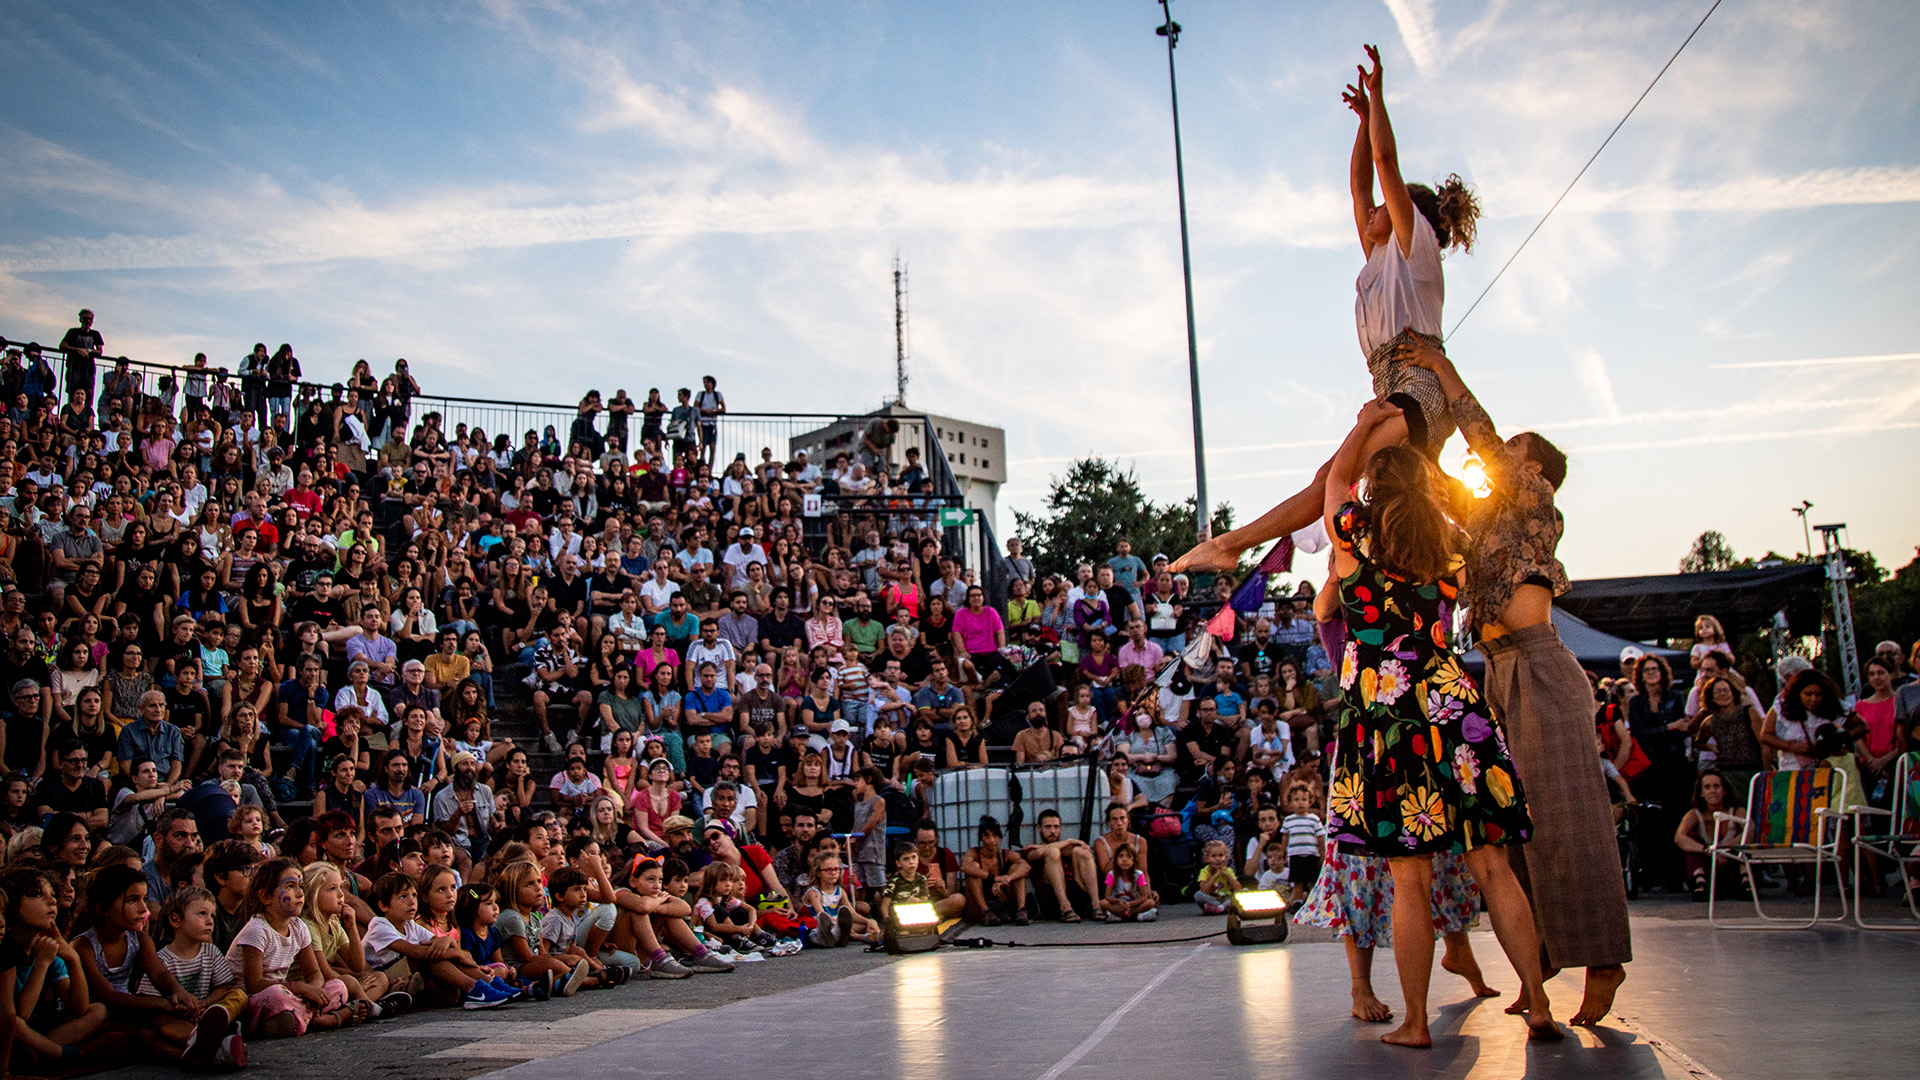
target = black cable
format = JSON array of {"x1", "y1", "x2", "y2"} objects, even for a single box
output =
[
  {"x1": 943, "y1": 930, "x2": 1228, "y2": 949},
  {"x1": 1444, "y1": 0, "x2": 1726, "y2": 341}
]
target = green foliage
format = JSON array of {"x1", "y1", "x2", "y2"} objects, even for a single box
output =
[
  {"x1": 1011, "y1": 458, "x2": 1239, "y2": 581},
  {"x1": 1850, "y1": 546, "x2": 1920, "y2": 665},
  {"x1": 1679, "y1": 530, "x2": 1739, "y2": 573}
]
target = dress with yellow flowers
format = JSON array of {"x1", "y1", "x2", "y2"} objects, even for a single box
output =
[{"x1": 1326, "y1": 502, "x2": 1531, "y2": 856}]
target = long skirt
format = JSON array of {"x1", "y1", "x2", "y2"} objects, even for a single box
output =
[{"x1": 1295, "y1": 844, "x2": 1480, "y2": 949}]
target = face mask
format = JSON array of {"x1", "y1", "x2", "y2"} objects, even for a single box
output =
[{"x1": 1136, "y1": 715, "x2": 1155, "y2": 730}]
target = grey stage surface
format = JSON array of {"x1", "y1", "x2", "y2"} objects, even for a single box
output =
[
  {"x1": 93, "y1": 903, "x2": 1918, "y2": 1080},
  {"x1": 489, "y1": 916, "x2": 1913, "y2": 1080}
]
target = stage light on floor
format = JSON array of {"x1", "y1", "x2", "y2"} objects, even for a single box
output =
[
  {"x1": 885, "y1": 903, "x2": 943, "y2": 954},
  {"x1": 1227, "y1": 889, "x2": 1289, "y2": 946}
]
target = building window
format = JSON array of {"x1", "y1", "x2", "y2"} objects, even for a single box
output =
[
  {"x1": 957, "y1": 453, "x2": 966, "y2": 465},
  {"x1": 981, "y1": 459, "x2": 990, "y2": 469}
]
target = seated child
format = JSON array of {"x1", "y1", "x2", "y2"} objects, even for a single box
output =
[
  {"x1": 363, "y1": 872, "x2": 515, "y2": 1010},
  {"x1": 802, "y1": 848, "x2": 879, "y2": 948},
  {"x1": 537, "y1": 867, "x2": 627, "y2": 987},
  {"x1": 299, "y1": 862, "x2": 407, "y2": 1018},
  {"x1": 227, "y1": 858, "x2": 355, "y2": 1038},
  {"x1": 1097, "y1": 843, "x2": 1159, "y2": 922},
  {"x1": 1193, "y1": 840, "x2": 1240, "y2": 916},
  {"x1": 491, "y1": 860, "x2": 591, "y2": 996},
  {"x1": 694, "y1": 862, "x2": 775, "y2": 953},
  {"x1": 74, "y1": 864, "x2": 226, "y2": 1065},
  {"x1": 146, "y1": 886, "x2": 249, "y2": 1067},
  {"x1": 4, "y1": 865, "x2": 110, "y2": 1067}
]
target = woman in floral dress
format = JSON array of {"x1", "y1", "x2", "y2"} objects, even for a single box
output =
[
  {"x1": 1318, "y1": 402, "x2": 1557, "y2": 1048},
  {"x1": 1297, "y1": 578, "x2": 1498, "y2": 1023}
]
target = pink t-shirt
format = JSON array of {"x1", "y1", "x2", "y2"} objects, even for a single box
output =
[
  {"x1": 952, "y1": 607, "x2": 1005, "y2": 655},
  {"x1": 1858, "y1": 697, "x2": 1898, "y2": 757}
]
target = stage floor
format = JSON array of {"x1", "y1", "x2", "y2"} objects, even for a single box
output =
[{"x1": 485, "y1": 916, "x2": 1916, "y2": 1080}]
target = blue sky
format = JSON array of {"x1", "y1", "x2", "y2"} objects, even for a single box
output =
[{"x1": 2, "y1": 0, "x2": 1916, "y2": 586}]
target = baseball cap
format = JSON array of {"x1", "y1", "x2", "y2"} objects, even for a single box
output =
[
  {"x1": 1618, "y1": 646, "x2": 1646, "y2": 665},
  {"x1": 829, "y1": 719, "x2": 854, "y2": 734},
  {"x1": 738, "y1": 526, "x2": 754, "y2": 537}
]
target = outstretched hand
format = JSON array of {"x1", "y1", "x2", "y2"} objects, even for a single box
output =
[
  {"x1": 1342, "y1": 70, "x2": 1369, "y2": 118},
  {"x1": 1361, "y1": 44, "x2": 1383, "y2": 97}
]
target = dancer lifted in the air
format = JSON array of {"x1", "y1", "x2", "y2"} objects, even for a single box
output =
[{"x1": 1173, "y1": 44, "x2": 1480, "y2": 575}]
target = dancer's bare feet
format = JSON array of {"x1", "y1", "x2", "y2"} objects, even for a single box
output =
[
  {"x1": 1440, "y1": 945, "x2": 1501, "y2": 998},
  {"x1": 1381, "y1": 1019, "x2": 1432, "y2": 1049},
  {"x1": 1571, "y1": 965, "x2": 1626, "y2": 1026},
  {"x1": 1351, "y1": 980, "x2": 1393, "y2": 1022},
  {"x1": 1169, "y1": 535, "x2": 1245, "y2": 575},
  {"x1": 1524, "y1": 988, "x2": 1560, "y2": 1041},
  {"x1": 1504, "y1": 986, "x2": 1530, "y2": 1016}
]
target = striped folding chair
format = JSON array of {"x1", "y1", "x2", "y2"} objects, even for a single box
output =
[
  {"x1": 1852, "y1": 752, "x2": 1920, "y2": 930},
  {"x1": 1709, "y1": 766, "x2": 1849, "y2": 930}
]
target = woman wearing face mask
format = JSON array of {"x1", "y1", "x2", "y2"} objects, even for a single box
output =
[{"x1": 1121, "y1": 697, "x2": 1177, "y2": 807}]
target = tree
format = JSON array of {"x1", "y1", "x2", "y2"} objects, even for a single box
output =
[
  {"x1": 1679, "y1": 530, "x2": 1738, "y2": 574},
  {"x1": 1848, "y1": 547, "x2": 1920, "y2": 668},
  {"x1": 1012, "y1": 458, "x2": 1238, "y2": 581}
]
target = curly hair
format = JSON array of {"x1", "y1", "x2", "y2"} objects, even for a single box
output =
[{"x1": 1407, "y1": 174, "x2": 1481, "y2": 253}]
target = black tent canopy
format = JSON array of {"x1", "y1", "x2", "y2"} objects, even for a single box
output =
[{"x1": 1557, "y1": 564, "x2": 1825, "y2": 643}]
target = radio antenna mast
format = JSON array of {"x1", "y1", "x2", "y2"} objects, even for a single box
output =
[{"x1": 892, "y1": 252, "x2": 910, "y2": 406}]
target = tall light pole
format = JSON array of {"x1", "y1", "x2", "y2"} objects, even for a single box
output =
[{"x1": 1157, "y1": 0, "x2": 1208, "y2": 541}]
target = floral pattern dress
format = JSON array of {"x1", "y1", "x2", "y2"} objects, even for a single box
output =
[{"x1": 1325, "y1": 502, "x2": 1531, "y2": 857}]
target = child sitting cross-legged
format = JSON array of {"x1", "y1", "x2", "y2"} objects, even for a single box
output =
[
  {"x1": 660, "y1": 860, "x2": 743, "y2": 968},
  {"x1": 1193, "y1": 840, "x2": 1241, "y2": 916},
  {"x1": 457, "y1": 882, "x2": 548, "y2": 999},
  {"x1": 803, "y1": 846, "x2": 880, "y2": 948},
  {"x1": 363, "y1": 872, "x2": 516, "y2": 1010},
  {"x1": 147, "y1": 886, "x2": 250, "y2": 1067},
  {"x1": 299, "y1": 862, "x2": 410, "y2": 1021},
  {"x1": 74, "y1": 864, "x2": 235, "y2": 1067},
  {"x1": 228, "y1": 858, "x2": 358, "y2": 1038},
  {"x1": 490, "y1": 860, "x2": 591, "y2": 998},
  {"x1": 537, "y1": 867, "x2": 627, "y2": 989},
  {"x1": 1098, "y1": 842, "x2": 1159, "y2": 923}
]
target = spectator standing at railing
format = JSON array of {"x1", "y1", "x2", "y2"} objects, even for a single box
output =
[
  {"x1": 694, "y1": 375, "x2": 725, "y2": 467},
  {"x1": 59, "y1": 308, "x2": 104, "y2": 404}
]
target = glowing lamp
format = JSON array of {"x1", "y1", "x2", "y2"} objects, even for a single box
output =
[
  {"x1": 884, "y1": 901, "x2": 944, "y2": 954},
  {"x1": 1226, "y1": 889, "x2": 1290, "y2": 946}
]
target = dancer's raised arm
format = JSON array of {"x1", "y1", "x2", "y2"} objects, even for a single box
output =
[
  {"x1": 1396, "y1": 336, "x2": 1524, "y2": 480},
  {"x1": 1344, "y1": 66, "x2": 1376, "y2": 256},
  {"x1": 1361, "y1": 45, "x2": 1419, "y2": 258}
]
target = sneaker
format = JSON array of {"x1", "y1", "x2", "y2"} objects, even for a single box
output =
[
  {"x1": 646, "y1": 955, "x2": 694, "y2": 979},
  {"x1": 836, "y1": 906, "x2": 855, "y2": 947},
  {"x1": 687, "y1": 950, "x2": 736, "y2": 973},
  {"x1": 560, "y1": 957, "x2": 591, "y2": 996},
  {"x1": 1013, "y1": 909, "x2": 1031, "y2": 926},
  {"x1": 184, "y1": 1003, "x2": 230, "y2": 1066},
  {"x1": 215, "y1": 1024, "x2": 247, "y2": 1071},
  {"x1": 374, "y1": 991, "x2": 412, "y2": 1019},
  {"x1": 531, "y1": 972, "x2": 553, "y2": 1002},
  {"x1": 1137, "y1": 907, "x2": 1159, "y2": 922},
  {"x1": 813, "y1": 917, "x2": 840, "y2": 949},
  {"x1": 489, "y1": 976, "x2": 525, "y2": 1000},
  {"x1": 543, "y1": 732, "x2": 563, "y2": 753},
  {"x1": 462, "y1": 981, "x2": 513, "y2": 1010}
]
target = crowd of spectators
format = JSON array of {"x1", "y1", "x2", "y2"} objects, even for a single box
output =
[{"x1": 0, "y1": 309, "x2": 1914, "y2": 1071}]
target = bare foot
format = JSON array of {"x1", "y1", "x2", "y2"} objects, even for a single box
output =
[
  {"x1": 1351, "y1": 984, "x2": 1393, "y2": 1023},
  {"x1": 1504, "y1": 985, "x2": 1530, "y2": 1016},
  {"x1": 1528, "y1": 1019, "x2": 1566, "y2": 1042},
  {"x1": 1169, "y1": 536, "x2": 1245, "y2": 575},
  {"x1": 1440, "y1": 949, "x2": 1501, "y2": 997},
  {"x1": 1381, "y1": 1020, "x2": 1432, "y2": 1049},
  {"x1": 1571, "y1": 965, "x2": 1626, "y2": 1026}
]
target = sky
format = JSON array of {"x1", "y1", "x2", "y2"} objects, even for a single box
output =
[{"x1": 2, "y1": 0, "x2": 1916, "y2": 589}]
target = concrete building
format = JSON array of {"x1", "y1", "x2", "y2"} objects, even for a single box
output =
[{"x1": 789, "y1": 403, "x2": 1006, "y2": 534}]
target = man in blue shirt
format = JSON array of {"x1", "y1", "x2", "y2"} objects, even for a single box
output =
[
  {"x1": 683, "y1": 661, "x2": 736, "y2": 751},
  {"x1": 116, "y1": 689, "x2": 186, "y2": 783},
  {"x1": 363, "y1": 747, "x2": 428, "y2": 826},
  {"x1": 654, "y1": 592, "x2": 700, "y2": 653},
  {"x1": 1106, "y1": 538, "x2": 1149, "y2": 616},
  {"x1": 912, "y1": 661, "x2": 965, "y2": 726}
]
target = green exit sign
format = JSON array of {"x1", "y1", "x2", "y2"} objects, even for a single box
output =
[{"x1": 938, "y1": 507, "x2": 978, "y2": 527}]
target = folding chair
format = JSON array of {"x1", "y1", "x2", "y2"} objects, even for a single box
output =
[
  {"x1": 1709, "y1": 767, "x2": 1849, "y2": 929},
  {"x1": 1852, "y1": 751, "x2": 1920, "y2": 931}
]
